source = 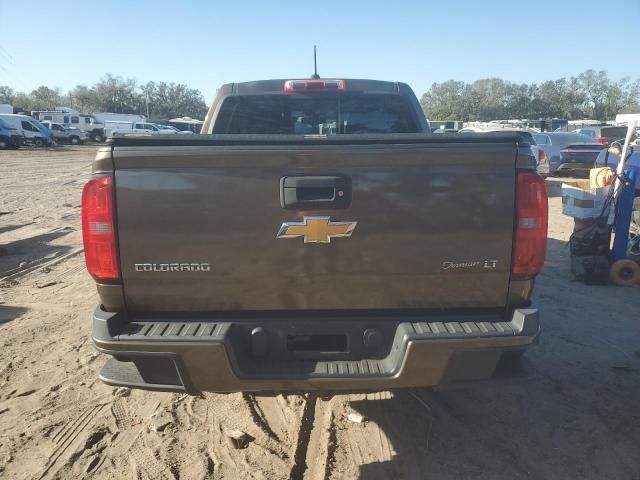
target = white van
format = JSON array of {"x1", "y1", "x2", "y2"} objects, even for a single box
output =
[{"x1": 0, "y1": 114, "x2": 54, "y2": 147}]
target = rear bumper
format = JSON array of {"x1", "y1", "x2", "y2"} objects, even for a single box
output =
[
  {"x1": 537, "y1": 163, "x2": 550, "y2": 175},
  {"x1": 556, "y1": 161, "x2": 594, "y2": 172},
  {"x1": 92, "y1": 306, "x2": 540, "y2": 394}
]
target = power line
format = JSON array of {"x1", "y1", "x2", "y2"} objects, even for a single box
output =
[
  {"x1": 0, "y1": 45, "x2": 14, "y2": 63},
  {"x1": 0, "y1": 45, "x2": 35, "y2": 87}
]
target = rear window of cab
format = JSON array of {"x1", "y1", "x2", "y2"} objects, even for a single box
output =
[{"x1": 212, "y1": 93, "x2": 420, "y2": 135}]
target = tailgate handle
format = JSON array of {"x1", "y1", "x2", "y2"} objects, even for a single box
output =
[{"x1": 280, "y1": 175, "x2": 351, "y2": 210}]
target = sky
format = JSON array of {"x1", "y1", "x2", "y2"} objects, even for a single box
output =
[{"x1": 0, "y1": 0, "x2": 638, "y2": 101}]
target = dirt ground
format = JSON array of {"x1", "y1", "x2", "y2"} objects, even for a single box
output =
[{"x1": 1, "y1": 146, "x2": 639, "y2": 480}]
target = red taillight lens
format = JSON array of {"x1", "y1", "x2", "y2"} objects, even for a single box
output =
[
  {"x1": 538, "y1": 149, "x2": 547, "y2": 163},
  {"x1": 81, "y1": 176, "x2": 119, "y2": 281},
  {"x1": 512, "y1": 172, "x2": 548, "y2": 280},
  {"x1": 284, "y1": 79, "x2": 346, "y2": 93},
  {"x1": 595, "y1": 138, "x2": 609, "y2": 145}
]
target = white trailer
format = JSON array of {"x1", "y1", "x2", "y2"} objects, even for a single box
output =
[
  {"x1": 615, "y1": 113, "x2": 640, "y2": 126},
  {"x1": 92, "y1": 112, "x2": 146, "y2": 124}
]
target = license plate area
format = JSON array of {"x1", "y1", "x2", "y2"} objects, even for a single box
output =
[
  {"x1": 286, "y1": 334, "x2": 348, "y2": 353},
  {"x1": 225, "y1": 319, "x2": 397, "y2": 362}
]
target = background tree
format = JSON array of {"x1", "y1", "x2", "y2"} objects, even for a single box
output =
[
  {"x1": 141, "y1": 81, "x2": 208, "y2": 119},
  {"x1": 420, "y1": 80, "x2": 466, "y2": 121},
  {"x1": 1, "y1": 69, "x2": 638, "y2": 122},
  {"x1": 0, "y1": 86, "x2": 15, "y2": 105},
  {"x1": 620, "y1": 79, "x2": 640, "y2": 114},
  {"x1": 11, "y1": 92, "x2": 37, "y2": 112},
  {"x1": 92, "y1": 74, "x2": 141, "y2": 114},
  {"x1": 29, "y1": 86, "x2": 62, "y2": 110},
  {"x1": 420, "y1": 70, "x2": 639, "y2": 121},
  {"x1": 68, "y1": 85, "x2": 100, "y2": 113},
  {"x1": 577, "y1": 70, "x2": 611, "y2": 120}
]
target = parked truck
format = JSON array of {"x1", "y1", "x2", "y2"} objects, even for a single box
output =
[
  {"x1": 85, "y1": 78, "x2": 548, "y2": 393},
  {"x1": 31, "y1": 109, "x2": 106, "y2": 142},
  {"x1": 40, "y1": 121, "x2": 89, "y2": 145},
  {"x1": 104, "y1": 121, "x2": 191, "y2": 139}
]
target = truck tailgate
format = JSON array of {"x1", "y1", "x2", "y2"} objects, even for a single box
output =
[{"x1": 112, "y1": 139, "x2": 517, "y2": 312}]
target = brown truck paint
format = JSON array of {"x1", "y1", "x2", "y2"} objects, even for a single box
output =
[{"x1": 87, "y1": 79, "x2": 543, "y2": 393}]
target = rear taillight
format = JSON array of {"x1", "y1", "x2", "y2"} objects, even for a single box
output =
[
  {"x1": 284, "y1": 79, "x2": 346, "y2": 93},
  {"x1": 512, "y1": 172, "x2": 548, "y2": 280},
  {"x1": 595, "y1": 138, "x2": 609, "y2": 145},
  {"x1": 81, "y1": 176, "x2": 119, "y2": 281},
  {"x1": 538, "y1": 149, "x2": 547, "y2": 163}
]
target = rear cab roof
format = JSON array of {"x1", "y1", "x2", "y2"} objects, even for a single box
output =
[
  {"x1": 218, "y1": 78, "x2": 413, "y2": 95},
  {"x1": 202, "y1": 78, "x2": 426, "y2": 134}
]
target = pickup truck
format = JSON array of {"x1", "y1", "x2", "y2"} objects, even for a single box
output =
[
  {"x1": 41, "y1": 121, "x2": 89, "y2": 145},
  {"x1": 85, "y1": 78, "x2": 548, "y2": 393},
  {"x1": 104, "y1": 122, "x2": 191, "y2": 139}
]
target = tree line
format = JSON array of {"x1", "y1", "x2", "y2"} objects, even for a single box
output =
[
  {"x1": 1, "y1": 70, "x2": 638, "y2": 122},
  {"x1": 0, "y1": 74, "x2": 209, "y2": 120},
  {"x1": 420, "y1": 70, "x2": 640, "y2": 122}
]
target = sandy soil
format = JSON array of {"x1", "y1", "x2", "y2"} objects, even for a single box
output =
[{"x1": 1, "y1": 146, "x2": 639, "y2": 480}]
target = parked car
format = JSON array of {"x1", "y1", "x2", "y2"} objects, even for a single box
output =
[
  {"x1": 169, "y1": 116, "x2": 204, "y2": 133},
  {"x1": 41, "y1": 121, "x2": 89, "y2": 145},
  {"x1": 86, "y1": 77, "x2": 546, "y2": 394},
  {"x1": 155, "y1": 124, "x2": 194, "y2": 134},
  {"x1": 0, "y1": 117, "x2": 25, "y2": 149},
  {"x1": 534, "y1": 132, "x2": 605, "y2": 176},
  {"x1": 572, "y1": 126, "x2": 629, "y2": 146},
  {"x1": 0, "y1": 114, "x2": 53, "y2": 147},
  {"x1": 459, "y1": 127, "x2": 546, "y2": 166}
]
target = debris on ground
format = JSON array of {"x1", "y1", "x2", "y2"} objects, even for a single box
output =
[
  {"x1": 225, "y1": 429, "x2": 251, "y2": 449},
  {"x1": 346, "y1": 412, "x2": 365, "y2": 424}
]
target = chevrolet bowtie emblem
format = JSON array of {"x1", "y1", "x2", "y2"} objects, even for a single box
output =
[{"x1": 277, "y1": 216, "x2": 357, "y2": 243}]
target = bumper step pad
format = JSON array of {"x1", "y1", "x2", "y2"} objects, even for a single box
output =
[{"x1": 94, "y1": 308, "x2": 540, "y2": 393}]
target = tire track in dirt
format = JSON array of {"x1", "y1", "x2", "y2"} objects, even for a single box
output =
[
  {"x1": 294, "y1": 395, "x2": 338, "y2": 480},
  {"x1": 38, "y1": 402, "x2": 107, "y2": 479},
  {"x1": 129, "y1": 432, "x2": 176, "y2": 480},
  {"x1": 109, "y1": 395, "x2": 179, "y2": 479},
  {"x1": 0, "y1": 248, "x2": 83, "y2": 284},
  {"x1": 253, "y1": 394, "x2": 306, "y2": 448},
  {"x1": 325, "y1": 390, "x2": 433, "y2": 480},
  {"x1": 287, "y1": 394, "x2": 318, "y2": 480},
  {"x1": 323, "y1": 413, "x2": 338, "y2": 480},
  {"x1": 204, "y1": 392, "x2": 296, "y2": 479},
  {"x1": 343, "y1": 391, "x2": 395, "y2": 479},
  {"x1": 243, "y1": 393, "x2": 282, "y2": 443}
]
